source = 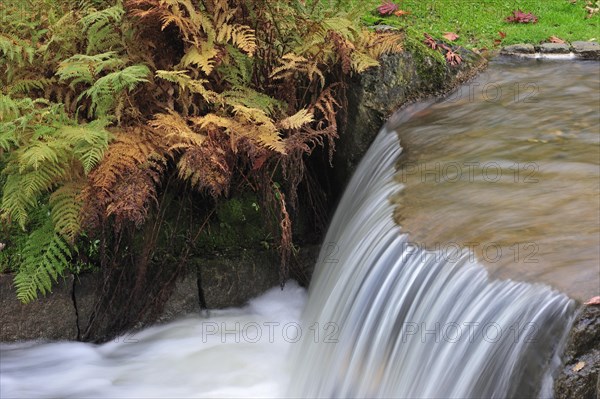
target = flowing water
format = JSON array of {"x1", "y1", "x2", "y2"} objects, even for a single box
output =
[
  {"x1": 1, "y1": 58, "x2": 597, "y2": 398},
  {"x1": 392, "y1": 58, "x2": 599, "y2": 301}
]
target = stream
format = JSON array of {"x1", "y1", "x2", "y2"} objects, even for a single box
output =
[{"x1": 1, "y1": 58, "x2": 598, "y2": 398}]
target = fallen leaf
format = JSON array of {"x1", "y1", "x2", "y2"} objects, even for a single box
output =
[
  {"x1": 443, "y1": 32, "x2": 459, "y2": 41},
  {"x1": 573, "y1": 361, "x2": 585, "y2": 372},
  {"x1": 394, "y1": 9, "x2": 410, "y2": 17},
  {"x1": 494, "y1": 39, "x2": 502, "y2": 46},
  {"x1": 505, "y1": 9, "x2": 539, "y2": 24},
  {"x1": 584, "y1": 296, "x2": 600, "y2": 305},
  {"x1": 499, "y1": 31, "x2": 507, "y2": 38},
  {"x1": 549, "y1": 35, "x2": 566, "y2": 44},
  {"x1": 445, "y1": 49, "x2": 462, "y2": 66},
  {"x1": 377, "y1": 1, "x2": 399, "y2": 15},
  {"x1": 424, "y1": 33, "x2": 438, "y2": 50}
]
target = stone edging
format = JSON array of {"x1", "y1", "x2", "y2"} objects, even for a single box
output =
[{"x1": 501, "y1": 41, "x2": 600, "y2": 60}]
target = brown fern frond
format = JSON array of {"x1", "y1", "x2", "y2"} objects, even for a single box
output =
[
  {"x1": 328, "y1": 31, "x2": 355, "y2": 74},
  {"x1": 359, "y1": 30, "x2": 404, "y2": 59},
  {"x1": 216, "y1": 23, "x2": 256, "y2": 56},
  {"x1": 82, "y1": 126, "x2": 168, "y2": 230},
  {"x1": 270, "y1": 53, "x2": 325, "y2": 88},
  {"x1": 191, "y1": 113, "x2": 286, "y2": 154},
  {"x1": 150, "y1": 110, "x2": 206, "y2": 152},
  {"x1": 177, "y1": 138, "x2": 231, "y2": 198}
]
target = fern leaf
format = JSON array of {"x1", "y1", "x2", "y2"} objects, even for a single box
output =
[
  {"x1": 150, "y1": 111, "x2": 205, "y2": 151},
  {"x1": 58, "y1": 119, "x2": 112, "y2": 174},
  {"x1": 50, "y1": 181, "x2": 84, "y2": 242},
  {"x1": 18, "y1": 139, "x2": 66, "y2": 171},
  {"x1": 0, "y1": 94, "x2": 20, "y2": 121},
  {"x1": 14, "y1": 221, "x2": 72, "y2": 303},
  {"x1": 217, "y1": 23, "x2": 256, "y2": 56},
  {"x1": 271, "y1": 53, "x2": 325, "y2": 88},
  {"x1": 180, "y1": 44, "x2": 218, "y2": 75},
  {"x1": 156, "y1": 70, "x2": 220, "y2": 102},
  {"x1": 81, "y1": 64, "x2": 150, "y2": 117},
  {"x1": 0, "y1": 34, "x2": 35, "y2": 66},
  {"x1": 350, "y1": 51, "x2": 380, "y2": 73},
  {"x1": 278, "y1": 109, "x2": 314, "y2": 130},
  {"x1": 57, "y1": 52, "x2": 126, "y2": 87}
]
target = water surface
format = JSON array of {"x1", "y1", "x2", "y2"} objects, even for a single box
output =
[{"x1": 392, "y1": 58, "x2": 600, "y2": 301}]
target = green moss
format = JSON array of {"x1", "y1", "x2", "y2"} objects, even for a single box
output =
[{"x1": 196, "y1": 194, "x2": 271, "y2": 253}]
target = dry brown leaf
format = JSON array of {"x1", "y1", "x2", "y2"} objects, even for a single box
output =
[
  {"x1": 443, "y1": 32, "x2": 459, "y2": 41},
  {"x1": 549, "y1": 36, "x2": 566, "y2": 44},
  {"x1": 394, "y1": 10, "x2": 411, "y2": 17}
]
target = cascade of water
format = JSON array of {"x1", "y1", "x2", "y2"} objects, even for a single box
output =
[{"x1": 289, "y1": 127, "x2": 576, "y2": 398}]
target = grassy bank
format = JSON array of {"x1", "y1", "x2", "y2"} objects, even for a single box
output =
[{"x1": 353, "y1": 0, "x2": 598, "y2": 49}]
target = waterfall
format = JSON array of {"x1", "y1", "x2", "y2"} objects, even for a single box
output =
[{"x1": 288, "y1": 127, "x2": 576, "y2": 398}]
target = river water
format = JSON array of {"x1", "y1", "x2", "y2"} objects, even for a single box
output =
[
  {"x1": 392, "y1": 58, "x2": 599, "y2": 301},
  {"x1": 1, "y1": 58, "x2": 597, "y2": 398}
]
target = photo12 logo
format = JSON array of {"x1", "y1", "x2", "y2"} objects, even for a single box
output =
[
  {"x1": 445, "y1": 82, "x2": 539, "y2": 104},
  {"x1": 200, "y1": 321, "x2": 340, "y2": 344},
  {"x1": 398, "y1": 161, "x2": 539, "y2": 184},
  {"x1": 400, "y1": 321, "x2": 540, "y2": 344}
]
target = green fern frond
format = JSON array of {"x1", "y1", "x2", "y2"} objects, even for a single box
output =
[
  {"x1": 14, "y1": 221, "x2": 72, "y2": 303},
  {"x1": 56, "y1": 52, "x2": 126, "y2": 87},
  {"x1": 17, "y1": 139, "x2": 67, "y2": 171},
  {"x1": 0, "y1": 94, "x2": 20, "y2": 121},
  {"x1": 80, "y1": 3, "x2": 125, "y2": 32},
  {"x1": 80, "y1": 64, "x2": 150, "y2": 117},
  {"x1": 218, "y1": 46, "x2": 253, "y2": 87},
  {"x1": 79, "y1": 2, "x2": 125, "y2": 53},
  {"x1": 8, "y1": 78, "x2": 55, "y2": 96},
  {"x1": 0, "y1": 34, "x2": 35, "y2": 66},
  {"x1": 58, "y1": 119, "x2": 112, "y2": 173},
  {"x1": 4, "y1": 163, "x2": 67, "y2": 227},
  {"x1": 50, "y1": 182, "x2": 84, "y2": 242},
  {"x1": 1, "y1": 174, "x2": 35, "y2": 228}
]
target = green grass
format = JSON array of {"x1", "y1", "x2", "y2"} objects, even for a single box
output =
[{"x1": 355, "y1": 0, "x2": 599, "y2": 49}]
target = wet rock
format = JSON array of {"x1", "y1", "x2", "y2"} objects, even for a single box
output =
[
  {"x1": 0, "y1": 275, "x2": 79, "y2": 342},
  {"x1": 539, "y1": 43, "x2": 571, "y2": 54},
  {"x1": 195, "y1": 250, "x2": 280, "y2": 309},
  {"x1": 501, "y1": 44, "x2": 535, "y2": 55},
  {"x1": 572, "y1": 41, "x2": 600, "y2": 60},
  {"x1": 554, "y1": 305, "x2": 600, "y2": 399}
]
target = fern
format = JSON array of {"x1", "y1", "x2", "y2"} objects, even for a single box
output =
[
  {"x1": 0, "y1": 34, "x2": 35, "y2": 66},
  {"x1": 179, "y1": 44, "x2": 218, "y2": 75},
  {"x1": 278, "y1": 109, "x2": 314, "y2": 130},
  {"x1": 57, "y1": 52, "x2": 126, "y2": 87},
  {"x1": 2, "y1": 0, "x2": 407, "y2": 305},
  {"x1": 80, "y1": 64, "x2": 150, "y2": 118},
  {"x1": 79, "y1": 2, "x2": 126, "y2": 54},
  {"x1": 58, "y1": 119, "x2": 112, "y2": 173},
  {"x1": 50, "y1": 181, "x2": 85, "y2": 242},
  {"x1": 13, "y1": 220, "x2": 72, "y2": 304}
]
